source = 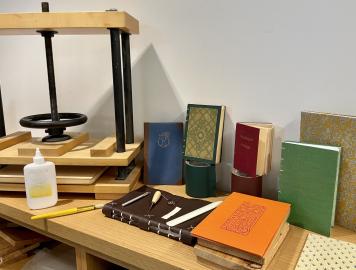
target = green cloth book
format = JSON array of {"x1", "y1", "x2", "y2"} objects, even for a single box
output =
[
  {"x1": 184, "y1": 104, "x2": 225, "y2": 164},
  {"x1": 300, "y1": 111, "x2": 356, "y2": 232},
  {"x1": 278, "y1": 141, "x2": 341, "y2": 236}
]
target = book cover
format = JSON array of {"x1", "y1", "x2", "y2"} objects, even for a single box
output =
[
  {"x1": 234, "y1": 123, "x2": 260, "y2": 176},
  {"x1": 191, "y1": 192, "x2": 290, "y2": 263},
  {"x1": 278, "y1": 141, "x2": 341, "y2": 236},
  {"x1": 102, "y1": 186, "x2": 213, "y2": 246},
  {"x1": 233, "y1": 123, "x2": 273, "y2": 177},
  {"x1": 300, "y1": 111, "x2": 356, "y2": 232},
  {"x1": 295, "y1": 233, "x2": 356, "y2": 270},
  {"x1": 144, "y1": 123, "x2": 183, "y2": 185},
  {"x1": 184, "y1": 104, "x2": 225, "y2": 164}
]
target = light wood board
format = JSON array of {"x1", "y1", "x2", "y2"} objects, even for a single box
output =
[
  {"x1": 17, "y1": 132, "x2": 89, "y2": 157},
  {"x1": 0, "y1": 165, "x2": 108, "y2": 185},
  {"x1": 0, "y1": 139, "x2": 143, "y2": 166},
  {"x1": 90, "y1": 137, "x2": 116, "y2": 157},
  {"x1": 0, "y1": 187, "x2": 354, "y2": 270},
  {"x1": 0, "y1": 132, "x2": 31, "y2": 151},
  {"x1": 0, "y1": 227, "x2": 47, "y2": 247},
  {"x1": 0, "y1": 11, "x2": 139, "y2": 35},
  {"x1": 0, "y1": 165, "x2": 141, "y2": 200}
]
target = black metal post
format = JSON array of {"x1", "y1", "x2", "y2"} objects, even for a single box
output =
[
  {"x1": 121, "y1": 32, "x2": 134, "y2": 144},
  {"x1": 109, "y1": 28, "x2": 126, "y2": 153},
  {"x1": 0, "y1": 85, "x2": 6, "y2": 137},
  {"x1": 42, "y1": 31, "x2": 59, "y2": 122},
  {"x1": 41, "y1": 2, "x2": 59, "y2": 122}
]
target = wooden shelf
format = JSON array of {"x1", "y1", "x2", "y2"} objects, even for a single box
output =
[
  {"x1": 0, "y1": 186, "x2": 354, "y2": 270},
  {"x1": 0, "y1": 164, "x2": 142, "y2": 200},
  {"x1": 0, "y1": 139, "x2": 143, "y2": 166},
  {"x1": 0, "y1": 11, "x2": 139, "y2": 35}
]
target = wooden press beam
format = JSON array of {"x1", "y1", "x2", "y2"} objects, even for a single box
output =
[{"x1": 0, "y1": 11, "x2": 139, "y2": 35}]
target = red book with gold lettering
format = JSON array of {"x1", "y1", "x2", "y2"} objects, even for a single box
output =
[
  {"x1": 191, "y1": 192, "x2": 290, "y2": 264},
  {"x1": 234, "y1": 123, "x2": 260, "y2": 176},
  {"x1": 234, "y1": 123, "x2": 273, "y2": 176}
]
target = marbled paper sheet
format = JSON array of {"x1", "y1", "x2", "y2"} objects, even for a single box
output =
[{"x1": 300, "y1": 112, "x2": 356, "y2": 231}]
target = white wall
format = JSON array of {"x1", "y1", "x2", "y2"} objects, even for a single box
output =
[{"x1": 0, "y1": 0, "x2": 355, "y2": 198}]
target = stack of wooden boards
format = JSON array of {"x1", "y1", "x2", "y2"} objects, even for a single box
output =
[
  {"x1": 0, "y1": 131, "x2": 143, "y2": 199},
  {"x1": 0, "y1": 220, "x2": 48, "y2": 265},
  {"x1": 192, "y1": 192, "x2": 290, "y2": 270}
]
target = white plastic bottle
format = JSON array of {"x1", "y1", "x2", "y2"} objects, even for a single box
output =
[{"x1": 24, "y1": 148, "x2": 58, "y2": 209}]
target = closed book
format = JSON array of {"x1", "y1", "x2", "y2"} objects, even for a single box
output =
[
  {"x1": 234, "y1": 123, "x2": 273, "y2": 177},
  {"x1": 278, "y1": 141, "x2": 341, "y2": 236},
  {"x1": 295, "y1": 233, "x2": 356, "y2": 270},
  {"x1": 300, "y1": 111, "x2": 356, "y2": 232},
  {"x1": 191, "y1": 192, "x2": 290, "y2": 264},
  {"x1": 184, "y1": 104, "x2": 225, "y2": 164},
  {"x1": 194, "y1": 223, "x2": 290, "y2": 270},
  {"x1": 102, "y1": 186, "x2": 213, "y2": 246},
  {"x1": 144, "y1": 122, "x2": 183, "y2": 185}
]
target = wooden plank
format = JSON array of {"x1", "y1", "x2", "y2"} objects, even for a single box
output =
[
  {"x1": 0, "y1": 189, "x2": 354, "y2": 270},
  {"x1": 90, "y1": 137, "x2": 116, "y2": 157},
  {"x1": 0, "y1": 165, "x2": 108, "y2": 185},
  {"x1": 94, "y1": 165, "x2": 141, "y2": 194},
  {"x1": 76, "y1": 247, "x2": 118, "y2": 270},
  {"x1": 0, "y1": 132, "x2": 31, "y2": 151},
  {"x1": 18, "y1": 132, "x2": 89, "y2": 157},
  {"x1": 0, "y1": 165, "x2": 141, "y2": 197},
  {"x1": 0, "y1": 140, "x2": 143, "y2": 166},
  {"x1": 0, "y1": 237, "x2": 16, "y2": 256},
  {"x1": 0, "y1": 11, "x2": 139, "y2": 35},
  {"x1": 0, "y1": 227, "x2": 47, "y2": 247}
]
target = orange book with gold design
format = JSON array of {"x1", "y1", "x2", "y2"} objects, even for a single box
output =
[{"x1": 192, "y1": 193, "x2": 290, "y2": 264}]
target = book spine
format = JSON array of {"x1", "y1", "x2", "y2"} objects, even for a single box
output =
[
  {"x1": 102, "y1": 204, "x2": 196, "y2": 246},
  {"x1": 183, "y1": 105, "x2": 190, "y2": 159},
  {"x1": 277, "y1": 142, "x2": 286, "y2": 199}
]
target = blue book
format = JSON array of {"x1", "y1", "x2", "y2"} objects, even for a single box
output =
[{"x1": 144, "y1": 123, "x2": 183, "y2": 185}]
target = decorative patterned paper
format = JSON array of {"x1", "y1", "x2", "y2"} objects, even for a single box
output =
[
  {"x1": 295, "y1": 233, "x2": 356, "y2": 270},
  {"x1": 300, "y1": 111, "x2": 356, "y2": 232},
  {"x1": 184, "y1": 104, "x2": 224, "y2": 164}
]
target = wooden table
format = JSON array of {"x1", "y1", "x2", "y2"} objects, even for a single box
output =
[{"x1": 0, "y1": 186, "x2": 355, "y2": 270}]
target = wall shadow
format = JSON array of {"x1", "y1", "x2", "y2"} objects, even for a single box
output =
[{"x1": 83, "y1": 44, "x2": 184, "y2": 142}]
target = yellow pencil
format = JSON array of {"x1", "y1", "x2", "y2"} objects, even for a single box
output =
[{"x1": 30, "y1": 204, "x2": 105, "y2": 220}]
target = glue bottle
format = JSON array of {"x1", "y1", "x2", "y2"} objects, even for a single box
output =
[{"x1": 24, "y1": 148, "x2": 58, "y2": 209}]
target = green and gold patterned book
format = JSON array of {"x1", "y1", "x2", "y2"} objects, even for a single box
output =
[
  {"x1": 300, "y1": 111, "x2": 356, "y2": 232},
  {"x1": 184, "y1": 104, "x2": 225, "y2": 164}
]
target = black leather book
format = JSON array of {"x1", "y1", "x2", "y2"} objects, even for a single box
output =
[{"x1": 102, "y1": 186, "x2": 212, "y2": 245}]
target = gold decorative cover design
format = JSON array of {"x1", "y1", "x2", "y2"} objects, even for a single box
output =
[
  {"x1": 185, "y1": 107, "x2": 218, "y2": 162},
  {"x1": 300, "y1": 111, "x2": 356, "y2": 232}
]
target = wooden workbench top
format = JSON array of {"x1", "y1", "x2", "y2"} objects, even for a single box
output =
[
  {"x1": 0, "y1": 11, "x2": 139, "y2": 35},
  {"x1": 0, "y1": 186, "x2": 355, "y2": 270}
]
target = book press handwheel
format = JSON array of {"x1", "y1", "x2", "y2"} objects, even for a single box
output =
[{"x1": 19, "y1": 3, "x2": 87, "y2": 142}]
